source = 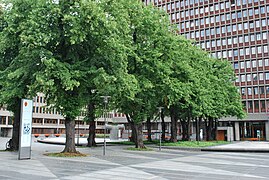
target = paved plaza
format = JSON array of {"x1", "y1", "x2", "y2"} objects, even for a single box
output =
[{"x1": 1, "y1": 137, "x2": 269, "y2": 179}]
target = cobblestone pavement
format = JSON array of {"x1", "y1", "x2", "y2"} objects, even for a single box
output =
[{"x1": 1, "y1": 138, "x2": 269, "y2": 180}]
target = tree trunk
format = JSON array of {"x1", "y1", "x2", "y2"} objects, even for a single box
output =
[
  {"x1": 181, "y1": 120, "x2": 188, "y2": 141},
  {"x1": 161, "y1": 111, "x2": 165, "y2": 141},
  {"x1": 169, "y1": 105, "x2": 178, "y2": 142},
  {"x1": 126, "y1": 114, "x2": 136, "y2": 143},
  {"x1": 187, "y1": 116, "x2": 191, "y2": 141},
  {"x1": 9, "y1": 98, "x2": 21, "y2": 151},
  {"x1": 87, "y1": 121, "x2": 96, "y2": 147},
  {"x1": 62, "y1": 117, "x2": 77, "y2": 153},
  {"x1": 146, "y1": 117, "x2": 152, "y2": 142},
  {"x1": 134, "y1": 123, "x2": 145, "y2": 148},
  {"x1": 208, "y1": 117, "x2": 214, "y2": 141},
  {"x1": 196, "y1": 118, "x2": 199, "y2": 141},
  {"x1": 214, "y1": 118, "x2": 218, "y2": 140},
  {"x1": 87, "y1": 102, "x2": 96, "y2": 147}
]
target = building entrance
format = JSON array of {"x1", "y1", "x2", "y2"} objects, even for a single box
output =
[{"x1": 239, "y1": 121, "x2": 265, "y2": 141}]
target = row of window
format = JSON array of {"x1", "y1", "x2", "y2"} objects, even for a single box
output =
[
  {"x1": 241, "y1": 86, "x2": 269, "y2": 96},
  {"x1": 33, "y1": 106, "x2": 60, "y2": 115},
  {"x1": 211, "y1": 45, "x2": 269, "y2": 59},
  {"x1": 33, "y1": 96, "x2": 45, "y2": 103},
  {"x1": 236, "y1": 72, "x2": 269, "y2": 83},
  {"x1": 156, "y1": 0, "x2": 262, "y2": 12},
  {"x1": 179, "y1": 14, "x2": 268, "y2": 30},
  {"x1": 197, "y1": 32, "x2": 268, "y2": 48},
  {"x1": 171, "y1": 5, "x2": 267, "y2": 21},
  {"x1": 234, "y1": 59, "x2": 269, "y2": 70},
  {"x1": 242, "y1": 100, "x2": 268, "y2": 113}
]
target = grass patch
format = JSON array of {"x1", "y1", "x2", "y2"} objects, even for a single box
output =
[
  {"x1": 44, "y1": 152, "x2": 87, "y2": 157},
  {"x1": 161, "y1": 141, "x2": 229, "y2": 147},
  {"x1": 95, "y1": 134, "x2": 110, "y2": 138},
  {"x1": 126, "y1": 147, "x2": 153, "y2": 151}
]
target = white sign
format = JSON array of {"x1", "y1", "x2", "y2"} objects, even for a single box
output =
[{"x1": 19, "y1": 99, "x2": 33, "y2": 160}]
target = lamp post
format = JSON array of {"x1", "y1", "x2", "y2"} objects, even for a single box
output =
[
  {"x1": 101, "y1": 96, "x2": 111, "y2": 156},
  {"x1": 158, "y1": 107, "x2": 164, "y2": 151},
  {"x1": 77, "y1": 116, "x2": 79, "y2": 146}
]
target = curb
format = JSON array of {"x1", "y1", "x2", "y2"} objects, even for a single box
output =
[{"x1": 201, "y1": 148, "x2": 269, "y2": 153}]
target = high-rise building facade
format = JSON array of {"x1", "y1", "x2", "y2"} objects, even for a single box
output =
[{"x1": 144, "y1": 0, "x2": 269, "y2": 140}]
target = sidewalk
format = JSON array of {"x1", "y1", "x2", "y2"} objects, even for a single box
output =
[
  {"x1": 202, "y1": 141, "x2": 269, "y2": 153},
  {"x1": 37, "y1": 137, "x2": 128, "y2": 146},
  {"x1": 38, "y1": 137, "x2": 269, "y2": 153}
]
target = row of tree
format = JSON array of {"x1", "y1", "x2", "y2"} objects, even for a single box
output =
[{"x1": 0, "y1": 0, "x2": 245, "y2": 152}]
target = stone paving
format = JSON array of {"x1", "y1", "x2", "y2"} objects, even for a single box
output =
[{"x1": 1, "y1": 137, "x2": 269, "y2": 179}]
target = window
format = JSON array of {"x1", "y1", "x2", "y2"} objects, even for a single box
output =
[
  {"x1": 221, "y1": 26, "x2": 225, "y2": 34},
  {"x1": 252, "y1": 60, "x2": 257, "y2": 68},
  {"x1": 260, "y1": 86, "x2": 265, "y2": 94},
  {"x1": 249, "y1": 21, "x2": 254, "y2": 28},
  {"x1": 259, "y1": 73, "x2": 264, "y2": 80},
  {"x1": 239, "y1": 49, "x2": 244, "y2": 56},
  {"x1": 238, "y1": 24, "x2": 242, "y2": 31},
  {"x1": 246, "y1": 61, "x2": 251, "y2": 68},
  {"x1": 232, "y1": 24, "x2": 236, "y2": 32},
  {"x1": 266, "y1": 73, "x2": 269, "y2": 80},
  {"x1": 262, "y1": 19, "x2": 266, "y2": 27},
  {"x1": 247, "y1": 87, "x2": 252, "y2": 95},
  {"x1": 237, "y1": 12, "x2": 242, "y2": 19},
  {"x1": 246, "y1": 47, "x2": 250, "y2": 55},
  {"x1": 240, "y1": 61, "x2": 245, "y2": 69},
  {"x1": 257, "y1": 33, "x2": 261, "y2": 41},
  {"x1": 234, "y1": 50, "x2": 238, "y2": 56},
  {"x1": 263, "y1": 32, "x2": 267, "y2": 40},
  {"x1": 228, "y1": 38, "x2": 232, "y2": 45},
  {"x1": 254, "y1": 8, "x2": 259, "y2": 15},
  {"x1": 243, "y1": 10, "x2": 247, "y2": 17},
  {"x1": 233, "y1": 37, "x2": 238, "y2": 44},
  {"x1": 253, "y1": 73, "x2": 258, "y2": 81},
  {"x1": 265, "y1": 59, "x2": 269, "y2": 66},
  {"x1": 257, "y1": 46, "x2": 262, "y2": 53},
  {"x1": 251, "y1": 47, "x2": 256, "y2": 54},
  {"x1": 221, "y1": 14, "x2": 225, "y2": 21},
  {"x1": 222, "y1": 39, "x2": 226, "y2": 46},
  {"x1": 250, "y1": 34, "x2": 255, "y2": 42},
  {"x1": 216, "y1": 27, "x2": 220, "y2": 34},
  {"x1": 232, "y1": 12, "x2": 236, "y2": 19},
  {"x1": 239, "y1": 36, "x2": 243, "y2": 43},
  {"x1": 254, "y1": 87, "x2": 258, "y2": 95},
  {"x1": 247, "y1": 74, "x2": 251, "y2": 81},
  {"x1": 256, "y1": 20, "x2": 260, "y2": 28},
  {"x1": 244, "y1": 22, "x2": 248, "y2": 30},
  {"x1": 258, "y1": 60, "x2": 263, "y2": 67},
  {"x1": 241, "y1": 74, "x2": 246, "y2": 82},
  {"x1": 249, "y1": 9, "x2": 253, "y2": 16},
  {"x1": 264, "y1": 46, "x2": 268, "y2": 53},
  {"x1": 244, "y1": 35, "x2": 249, "y2": 42},
  {"x1": 241, "y1": 88, "x2": 245, "y2": 95}
]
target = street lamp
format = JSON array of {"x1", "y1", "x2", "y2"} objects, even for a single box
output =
[
  {"x1": 77, "y1": 116, "x2": 80, "y2": 147},
  {"x1": 157, "y1": 107, "x2": 164, "y2": 151},
  {"x1": 101, "y1": 96, "x2": 111, "y2": 156}
]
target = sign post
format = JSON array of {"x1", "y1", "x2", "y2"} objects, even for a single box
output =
[{"x1": 18, "y1": 99, "x2": 33, "y2": 160}]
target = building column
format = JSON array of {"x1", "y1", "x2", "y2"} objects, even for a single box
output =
[
  {"x1": 234, "y1": 122, "x2": 240, "y2": 141},
  {"x1": 265, "y1": 121, "x2": 269, "y2": 141},
  {"x1": 42, "y1": 118, "x2": 45, "y2": 125},
  {"x1": 227, "y1": 127, "x2": 234, "y2": 142},
  {"x1": 5, "y1": 116, "x2": 8, "y2": 125}
]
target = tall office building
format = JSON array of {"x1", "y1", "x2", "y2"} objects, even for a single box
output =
[{"x1": 143, "y1": 0, "x2": 269, "y2": 140}]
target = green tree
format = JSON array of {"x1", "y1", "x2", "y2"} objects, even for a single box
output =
[
  {"x1": 114, "y1": 1, "x2": 176, "y2": 148},
  {"x1": 0, "y1": 0, "x2": 38, "y2": 150},
  {"x1": 0, "y1": 0, "x2": 131, "y2": 153}
]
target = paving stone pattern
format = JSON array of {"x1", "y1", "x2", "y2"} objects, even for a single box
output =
[{"x1": 0, "y1": 138, "x2": 269, "y2": 180}]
